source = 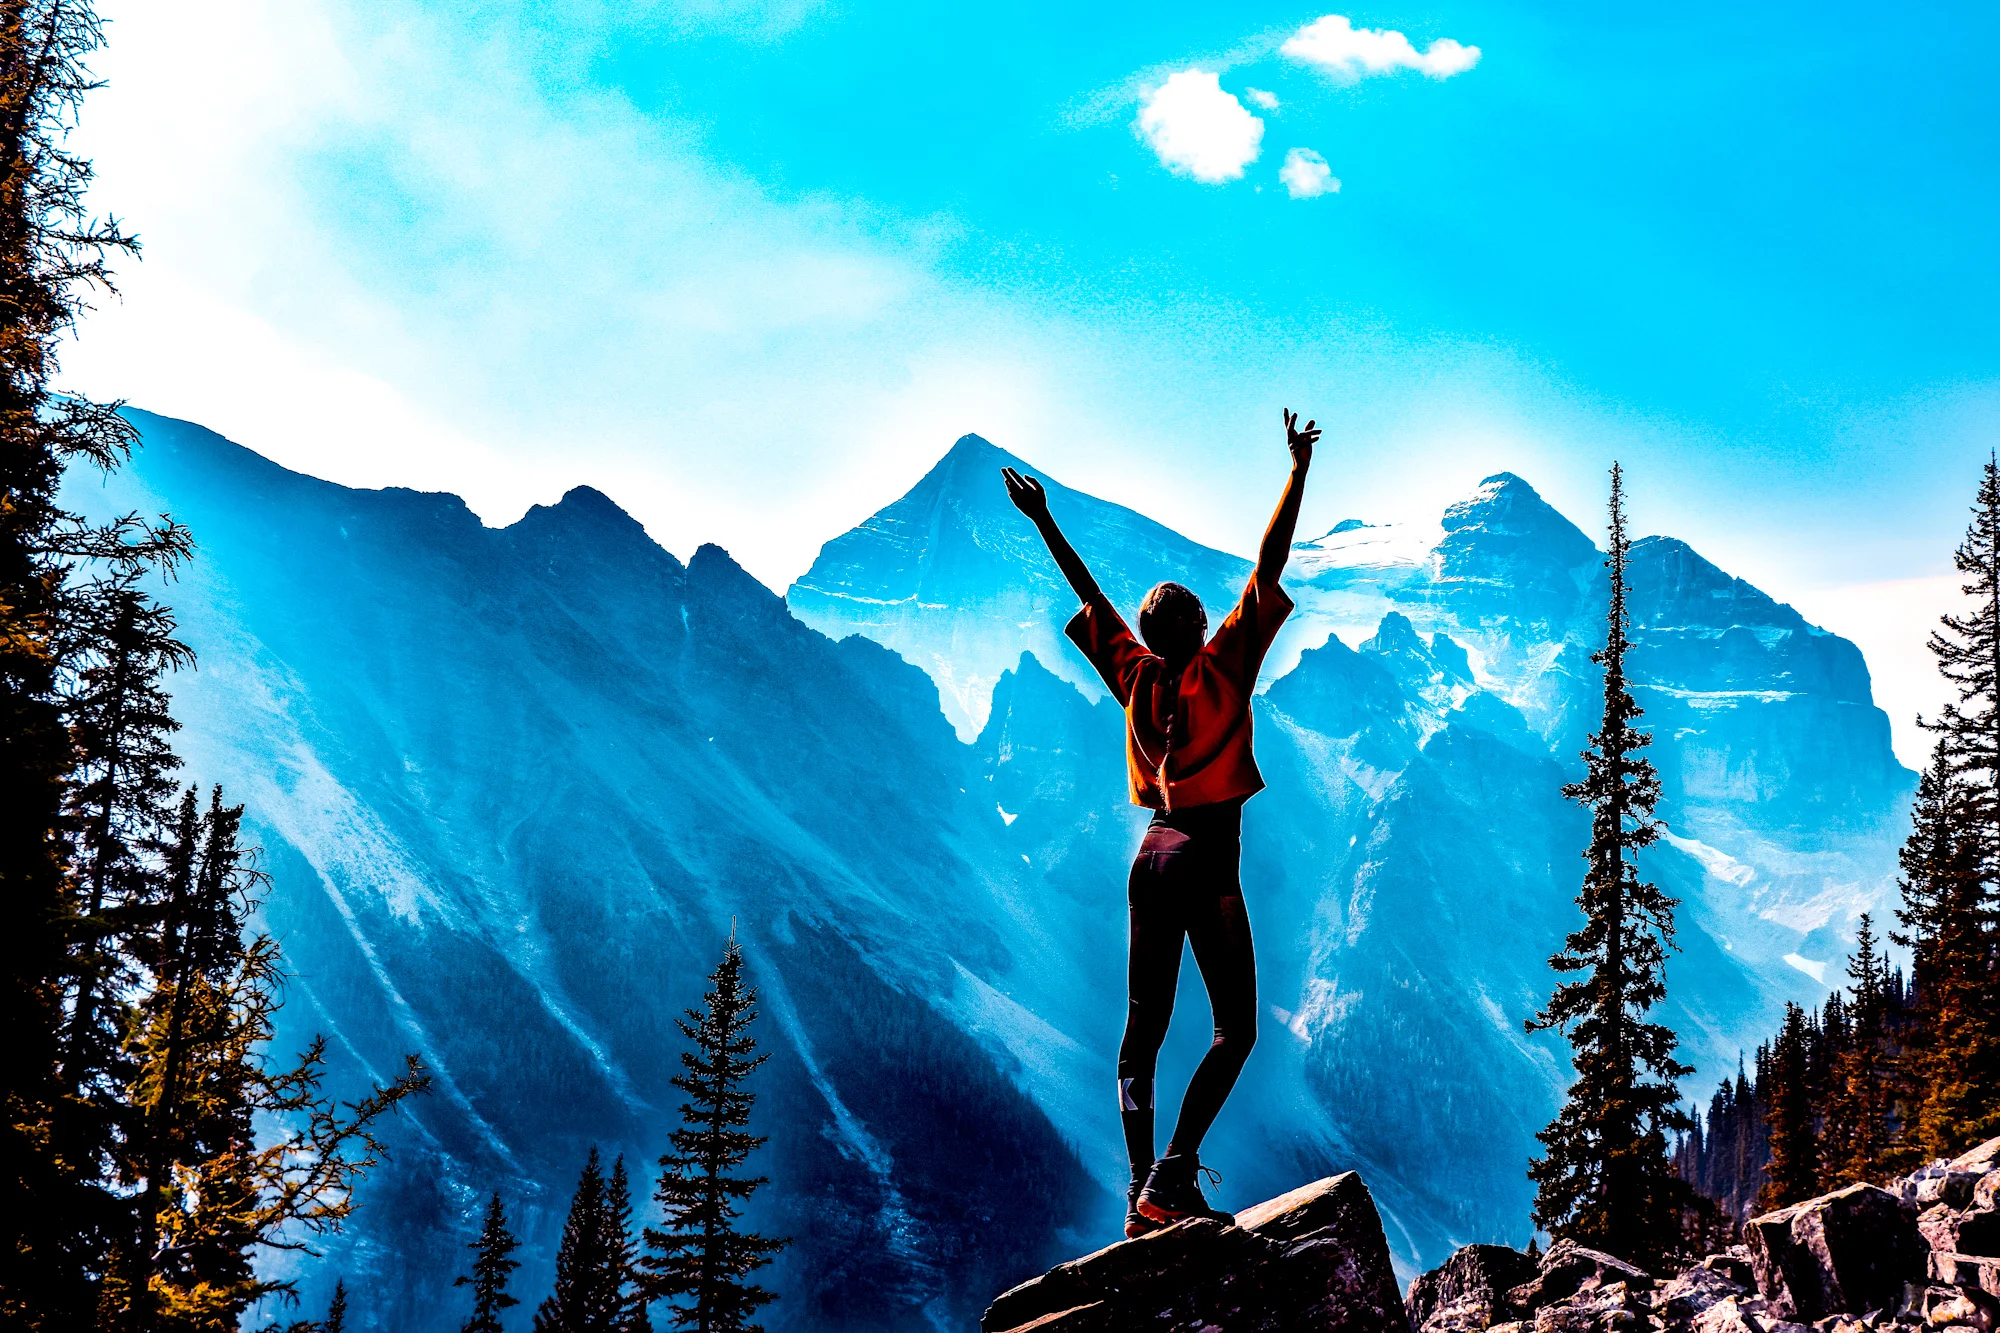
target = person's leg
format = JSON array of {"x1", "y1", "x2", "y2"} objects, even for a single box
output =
[
  {"x1": 1117, "y1": 833, "x2": 1186, "y2": 1178},
  {"x1": 1164, "y1": 864, "x2": 1257, "y2": 1158}
]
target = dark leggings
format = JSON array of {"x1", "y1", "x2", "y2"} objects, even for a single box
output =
[{"x1": 1116, "y1": 800, "x2": 1257, "y2": 1173}]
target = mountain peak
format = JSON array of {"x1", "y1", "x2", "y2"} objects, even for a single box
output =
[{"x1": 927, "y1": 432, "x2": 1038, "y2": 492}]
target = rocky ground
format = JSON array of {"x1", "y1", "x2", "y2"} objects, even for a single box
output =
[
  {"x1": 1410, "y1": 1137, "x2": 2000, "y2": 1333},
  {"x1": 982, "y1": 1137, "x2": 2000, "y2": 1333}
]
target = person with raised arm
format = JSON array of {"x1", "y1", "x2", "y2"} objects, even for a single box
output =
[{"x1": 1001, "y1": 408, "x2": 1319, "y2": 1235}]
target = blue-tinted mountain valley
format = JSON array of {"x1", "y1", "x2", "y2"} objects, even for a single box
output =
[{"x1": 72, "y1": 414, "x2": 1914, "y2": 1332}]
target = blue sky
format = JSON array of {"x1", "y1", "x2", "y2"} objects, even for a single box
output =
[{"x1": 66, "y1": 0, "x2": 2000, "y2": 762}]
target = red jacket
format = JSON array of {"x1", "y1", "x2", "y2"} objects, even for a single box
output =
[{"x1": 1065, "y1": 575, "x2": 1293, "y2": 811}]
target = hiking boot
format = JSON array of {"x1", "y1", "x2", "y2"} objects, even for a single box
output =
[
  {"x1": 1137, "y1": 1151, "x2": 1234, "y2": 1226},
  {"x1": 1124, "y1": 1166, "x2": 1164, "y2": 1238}
]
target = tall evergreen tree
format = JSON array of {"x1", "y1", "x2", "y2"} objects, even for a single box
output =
[
  {"x1": 0, "y1": 0, "x2": 174, "y2": 1322},
  {"x1": 1827, "y1": 914, "x2": 1893, "y2": 1184},
  {"x1": 325, "y1": 1278, "x2": 349, "y2": 1333},
  {"x1": 1893, "y1": 740, "x2": 2000, "y2": 1160},
  {"x1": 1526, "y1": 463, "x2": 1693, "y2": 1270},
  {"x1": 1929, "y1": 455, "x2": 2000, "y2": 858},
  {"x1": 1757, "y1": 1003, "x2": 1818, "y2": 1210},
  {"x1": 605, "y1": 1157, "x2": 652, "y2": 1333},
  {"x1": 537, "y1": 1149, "x2": 613, "y2": 1333},
  {"x1": 1902, "y1": 458, "x2": 2000, "y2": 1154},
  {"x1": 642, "y1": 937, "x2": 787, "y2": 1333},
  {"x1": 98, "y1": 787, "x2": 428, "y2": 1331},
  {"x1": 457, "y1": 1193, "x2": 522, "y2": 1333},
  {"x1": 57, "y1": 575, "x2": 188, "y2": 1181}
]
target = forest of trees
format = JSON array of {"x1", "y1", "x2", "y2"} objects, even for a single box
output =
[
  {"x1": 1669, "y1": 460, "x2": 2000, "y2": 1230},
  {"x1": 1531, "y1": 456, "x2": 2000, "y2": 1265},
  {"x1": 0, "y1": 1, "x2": 434, "y2": 1329}
]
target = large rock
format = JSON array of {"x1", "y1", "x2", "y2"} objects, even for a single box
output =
[
  {"x1": 1746, "y1": 1184, "x2": 1927, "y2": 1320},
  {"x1": 1921, "y1": 1207, "x2": 2000, "y2": 1260},
  {"x1": 980, "y1": 1174, "x2": 1411, "y2": 1333},
  {"x1": 1407, "y1": 1245, "x2": 1541, "y2": 1332},
  {"x1": 1506, "y1": 1241, "x2": 1655, "y2": 1315},
  {"x1": 1933, "y1": 1254, "x2": 2000, "y2": 1299},
  {"x1": 1653, "y1": 1261, "x2": 1751, "y2": 1320},
  {"x1": 1956, "y1": 1140, "x2": 2000, "y2": 1174}
]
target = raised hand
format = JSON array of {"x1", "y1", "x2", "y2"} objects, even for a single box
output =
[
  {"x1": 1002, "y1": 466, "x2": 1049, "y2": 522},
  {"x1": 1284, "y1": 408, "x2": 1320, "y2": 470}
]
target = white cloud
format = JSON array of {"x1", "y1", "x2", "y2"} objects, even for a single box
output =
[
  {"x1": 1280, "y1": 147, "x2": 1338, "y2": 199},
  {"x1": 1245, "y1": 87, "x2": 1280, "y2": 110},
  {"x1": 1282, "y1": 14, "x2": 1481, "y2": 83},
  {"x1": 1134, "y1": 70, "x2": 1264, "y2": 184}
]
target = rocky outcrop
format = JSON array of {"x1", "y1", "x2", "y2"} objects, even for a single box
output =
[
  {"x1": 1745, "y1": 1183, "x2": 1927, "y2": 1320},
  {"x1": 980, "y1": 1174, "x2": 1410, "y2": 1333},
  {"x1": 1390, "y1": 1137, "x2": 2000, "y2": 1333},
  {"x1": 1408, "y1": 1244, "x2": 1540, "y2": 1333}
]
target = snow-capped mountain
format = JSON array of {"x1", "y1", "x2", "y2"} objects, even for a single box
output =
[{"x1": 77, "y1": 413, "x2": 1913, "y2": 1333}]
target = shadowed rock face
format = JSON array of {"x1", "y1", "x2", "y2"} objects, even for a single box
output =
[
  {"x1": 1748, "y1": 1184, "x2": 1927, "y2": 1320},
  {"x1": 981, "y1": 1174, "x2": 1411, "y2": 1333}
]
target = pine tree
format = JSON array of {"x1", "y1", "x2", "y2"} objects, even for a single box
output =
[
  {"x1": 1893, "y1": 740, "x2": 2000, "y2": 1161},
  {"x1": 99, "y1": 786, "x2": 428, "y2": 1330},
  {"x1": 1827, "y1": 914, "x2": 1893, "y2": 1184},
  {"x1": 456, "y1": 1193, "x2": 522, "y2": 1333},
  {"x1": 537, "y1": 1148, "x2": 613, "y2": 1333},
  {"x1": 1929, "y1": 455, "x2": 2000, "y2": 858},
  {"x1": 326, "y1": 1278, "x2": 350, "y2": 1333},
  {"x1": 1757, "y1": 1004, "x2": 1818, "y2": 1210},
  {"x1": 1525, "y1": 463, "x2": 1693, "y2": 1270},
  {"x1": 0, "y1": 0, "x2": 168, "y2": 1321},
  {"x1": 1904, "y1": 458, "x2": 2000, "y2": 1155},
  {"x1": 642, "y1": 937, "x2": 788, "y2": 1333},
  {"x1": 605, "y1": 1157, "x2": 652, "y2": 1333}
]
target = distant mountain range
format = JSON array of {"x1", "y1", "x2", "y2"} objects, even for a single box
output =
[{"x1": 74, "y1": 415, "x2": 1913, "y2": 1333}]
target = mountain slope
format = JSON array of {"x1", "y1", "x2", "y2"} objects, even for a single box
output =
[
  {"x1": 80, "y1": 411, "x2": 1106, "y2": 1332},
  {"x1": 79, "y1": 413, "x2": 1916, "y2": 1330},
  {"x1": 787, "y1": 434, "x2": 1252, "y2": 737}
]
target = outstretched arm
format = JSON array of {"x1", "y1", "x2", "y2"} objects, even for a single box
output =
[
  {"x1": 1002, "y1": 467, "x2": 1105, "y2": 606},
  {"x1": 1256, "y1": 408, "x2": 1320, "y2": 587}
]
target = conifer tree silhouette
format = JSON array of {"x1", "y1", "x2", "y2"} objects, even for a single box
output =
[
  {"x1": 101, "y1": 786, "x2": 427, "y2": 1328},
  {"x1": 0, "y1": 1, "x2": 185, "y2": 1320},
  {"x1": 537, "y1": 1149, "x2": 612, "y2": 1333},
  {"x1": 1526, "y1": 463, "x2": 1692, "y2": 1269},
  {"x1": 457, "y1": 1193, "x2": 523, "y2": 1333},
  {"x1": 605, "y1": 1157, "x2": 653, "y2": 1333},
  {"x1": 642, "y1": 936, "x2": 788, "y2": 1333},
  {"x1": 1901, "y1": 458, "x2": 2000, "y2": 1154},
  {"x1": 1757, "y1": 1003, "x2": 1817, "y2": 1210},
  {"x1": 326, "y1": 1278, "x2": 350, "y2": 1333},
  {"x1": 1825, "y1": 914, "x2": 1893, "y2": 1184}
]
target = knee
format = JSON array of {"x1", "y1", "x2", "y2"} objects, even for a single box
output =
[{"x1": 1213, "y1": 1014, "x2": 1257, "y2": 1063}]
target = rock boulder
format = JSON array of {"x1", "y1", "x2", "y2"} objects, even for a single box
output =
[
  {"x1": 1746, "y1": 1183, "x2": 1927, "y2": 1321},
  {"x1": 980, "y1": 1173, "x2": 1411, "y2": 1333},
  {"x1": 1507, "y1": 1242, "x2": 1655, "y2": 1316},
  {"x1": 1408, "y1": 1245, "x2": 1541, "y2": 1333}
]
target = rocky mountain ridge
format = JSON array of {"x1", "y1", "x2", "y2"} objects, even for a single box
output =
[
  {"x1": 75, "y1": 411, "x2": 1919, "y2": 1328},
  {"x1": 983, "y1": 1138, "x2": 2000, "y2": 1333}
]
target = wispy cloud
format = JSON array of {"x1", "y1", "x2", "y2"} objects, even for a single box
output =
[
  {"x1": 1134, "y1": 71, "x2": 1264, "y2": 184},
  {"x1": 1245, "y1": 87, "x2": 1280, "y2": 110},
  {"x1": 1282, "y1": 15, "x2": 1480, "y2": 82},
  {"x1": 1280, "y1": 147, "x2": 1338, "y2": 199}
]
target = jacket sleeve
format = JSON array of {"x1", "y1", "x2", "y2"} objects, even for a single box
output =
[
  {"x1": 1203, "y1": 574, "x2": 1294, "y2": 693},
  {"x1": 1064, "y1": 597, "x2": 1150, "y2": 707}
]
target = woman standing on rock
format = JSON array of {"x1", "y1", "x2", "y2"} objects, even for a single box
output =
[{"x1": 1001, "y1": 408, "x2": 1318, "y2": 1237}]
